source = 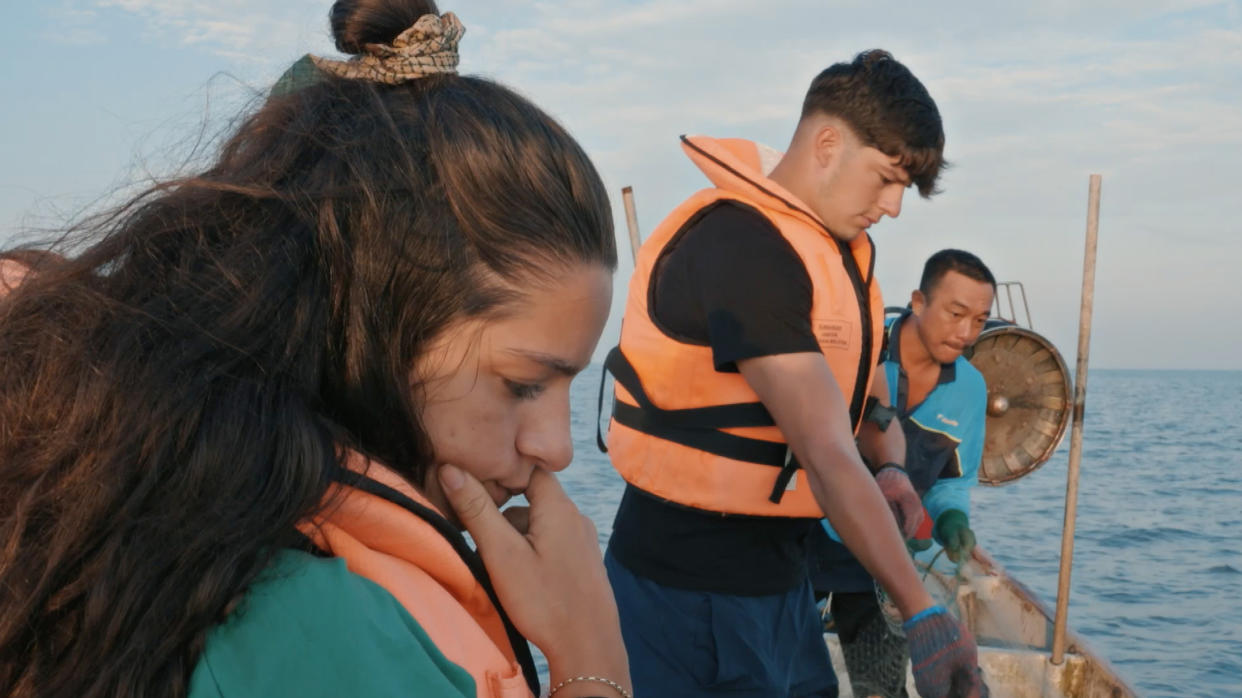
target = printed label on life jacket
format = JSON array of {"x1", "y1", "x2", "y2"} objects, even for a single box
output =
[{"x1": 814, "y1": 318, "x2": 854, "y2": 351}]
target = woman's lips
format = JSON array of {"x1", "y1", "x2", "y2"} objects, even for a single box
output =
[{"x1": 488, "y1": 483, "x2": 526, "y2": 507}]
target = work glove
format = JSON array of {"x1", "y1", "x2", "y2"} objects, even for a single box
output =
[
  {"x1": 905, "y1": 605, "x2": 989, "y2": 698},
  {"x1": 935, "y1": 509, "x2": 977, "y2": 563},
  {"x1": 907, "y1": 537, "x2": 934, "y2": 554},
  {"x1": 874, "y1": 464, "x2": 923, "y2": 539}
]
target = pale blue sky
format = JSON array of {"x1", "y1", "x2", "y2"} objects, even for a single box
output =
[{"x1": 2, "y1": 1, "x2": 1240, "y2": 369}]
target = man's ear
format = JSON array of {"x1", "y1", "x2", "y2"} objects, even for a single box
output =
[
  {"x1": 910, "y1": 289, "x2": 927, "y2": 316},
  {"x1": 812, "y1": 121, "x2": 844, "y2": 168}
]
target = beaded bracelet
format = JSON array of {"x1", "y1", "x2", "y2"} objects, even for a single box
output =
[{"x1": 547, "y1": 675, "x2": 633, "y2": 698}]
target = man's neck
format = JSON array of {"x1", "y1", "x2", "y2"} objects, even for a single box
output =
[
  {"x1": 768, "y1": 153, "x2": 817, "y2": 215},
  {"x1": 899, "y1": 316, "x2": 940, "y2": 376}
]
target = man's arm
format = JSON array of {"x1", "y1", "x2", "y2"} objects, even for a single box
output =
[
  {"x1": 857, "y1": 368, "x2": 905, "y2": 467},
  {"x1": 923, "y1": 370, "x2": 987, "y2": 522},
  {"x1": 923, "y1": 372, "x2": 988, "y2": 561},
  {"x1": 737, "y1": 352, "x2": 934, "y2": 619},
  {"x1": 856, "y1": 369, "x2": 924, "y2": 538}
]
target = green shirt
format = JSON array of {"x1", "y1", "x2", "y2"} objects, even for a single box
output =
[{"x1": 188, "y1": 550, "x2": 477, "y2": 697}]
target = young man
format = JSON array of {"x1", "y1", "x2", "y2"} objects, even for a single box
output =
[
  {"x1": 601, "y1": 51, "x2": 985, "y2": 697},
  {"x1": 812, "y1": 249, "x2": 996, "y2": 698}
]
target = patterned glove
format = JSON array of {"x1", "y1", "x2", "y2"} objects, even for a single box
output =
[
  {"x1": 905, "y1": 606, "x2": 988, "y2": 698},
  {"x1": 904, "y1": 603, "x2": 988, "y2": 695},
  {"x1": 936, "y1": 509, "x2": 976, "y2": 563},
  {"x1": 874, "y1": 465, "x2": 924, "y2": 539}
]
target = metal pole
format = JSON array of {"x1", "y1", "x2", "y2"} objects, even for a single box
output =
[
  {"x1": 621, "y1": 186, "x2": 642, "y2": 264},
  {"x1": 1018, "y1": 281, "x2": 1033, "y2": 329},
  {"x1": 1051, "y1": 174, "x2": 1102, "y2": 664}
]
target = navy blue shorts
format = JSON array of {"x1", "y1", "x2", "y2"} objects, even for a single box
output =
[{"x1": 605, "y1": 550, "x2": 838, "y2": 697}]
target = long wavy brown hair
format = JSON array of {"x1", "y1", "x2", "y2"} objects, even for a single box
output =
[{"x1": 0, "y1": 1, "x2": 616, "y2": 695}]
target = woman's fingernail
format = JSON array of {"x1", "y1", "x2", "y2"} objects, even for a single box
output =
[{"x1": 439, "y1": 464, "x2": 465, "y2": 491}]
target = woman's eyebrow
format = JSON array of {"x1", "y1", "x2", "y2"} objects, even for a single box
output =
[{"x1": 506, "y1": 349, "x2": 582, "y2": 376}]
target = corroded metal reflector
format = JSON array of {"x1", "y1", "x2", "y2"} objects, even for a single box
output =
[{"x1": 967, "y1": 325, "x2": 1072, "y2": 486}]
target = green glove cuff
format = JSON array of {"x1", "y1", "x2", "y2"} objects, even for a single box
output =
[{"x1": 934, "y1": 509, "x2": 970, "y2": 546}]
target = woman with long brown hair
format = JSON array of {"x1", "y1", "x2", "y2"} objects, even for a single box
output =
[{"x1": 0, "y1": 2, "x2": 630, "y2": 696}]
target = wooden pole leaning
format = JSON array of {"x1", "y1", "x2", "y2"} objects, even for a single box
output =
[
  {"x1": 1051, "y1": 174, "x2": 1102, "y2": 664},
  {"x1": 621, "y1": 186, "x2": 642, "y2": 264}
]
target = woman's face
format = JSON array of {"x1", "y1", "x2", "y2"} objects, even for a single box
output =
[{"x1": 416, "y1": 263, "x2": 612, "y2": 523}]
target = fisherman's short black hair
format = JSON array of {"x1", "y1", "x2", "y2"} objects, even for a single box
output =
[
  {"x1": 802, "y1": 49, "x2": 946, "y2": 198},
  {"x1": 919, "y1": 249, "x2": 996, "y2": 299}
]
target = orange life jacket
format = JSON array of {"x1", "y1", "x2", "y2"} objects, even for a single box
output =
[
  {"x1": 603, "y1": 135, "x2": 884, "y2": 518},
  {"x1": 298, "y1": 453, "x2": 537, "y2": 698}
]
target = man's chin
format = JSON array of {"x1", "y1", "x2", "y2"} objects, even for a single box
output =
[
  {"x1": 935, "y1": 349, "x2": 965, "y2": 364},
  {"x1": 826, "y1": 225, "x2": 863, "y2": 242}
]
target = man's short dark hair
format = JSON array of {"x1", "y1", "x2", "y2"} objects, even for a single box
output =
[
  {"x1": 802, "y1": 49, "x2": 946, "y2": 198},
  {"x1": 919, "y1": 249, "x2": 996, "y2": 299}
]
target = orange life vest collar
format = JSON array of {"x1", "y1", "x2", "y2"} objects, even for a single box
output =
[
  {"x1": 603, "y1": 135, "x2": 884, "y2": 518},
  {"x1": 298, "y1": 453, "x2": 538, "y2": 697},
  {"x1": 680, "y1": 136, "x2": 841, "y2": 238}
]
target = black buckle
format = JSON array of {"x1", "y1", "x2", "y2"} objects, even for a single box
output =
[{"x1": 864, "y1": 395, "x2": 898, "y2": 431}]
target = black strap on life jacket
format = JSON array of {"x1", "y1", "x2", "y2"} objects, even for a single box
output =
[
  {"x1": 886, "y1": 310, "x2": 915, "y2": 415},
  {"x1": 862, "y1": 310, "x2": 906, "y2": 428},
  {"x1": 596, "y1": 346, "x2": 804, "y2": 504},
  {"x1": 323, "y1": 468, "x2": 541, "y2": 696}
]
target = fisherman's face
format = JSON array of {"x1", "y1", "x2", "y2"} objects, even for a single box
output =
[
  {"x1": 414, "y1": 263, "x2": 612, "y2": 527},
  {"x1": 813, "y1": 126, "x2": 910, "y2": 241},
  {"x1": 910, "y1": 270, "x2": 995, "y2": 364}
]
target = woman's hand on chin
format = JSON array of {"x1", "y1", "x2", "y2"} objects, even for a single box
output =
[{"x1": 437, "y1": 464, "x2": 631, "y2": 696}]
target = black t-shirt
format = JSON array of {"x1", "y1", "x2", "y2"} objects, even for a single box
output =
[{"x1": 607, "y1": 201, "x2": 824, "y2": 595}]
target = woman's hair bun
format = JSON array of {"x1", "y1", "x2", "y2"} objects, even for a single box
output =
[{"x1": 329, "y1": 0, "x2": 441, "y2": 54}]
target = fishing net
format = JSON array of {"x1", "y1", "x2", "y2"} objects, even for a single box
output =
[
  {"x1": 836, "y1": 595, "x2": 911, "y2": 697},
  {"x1": 823, "y1": 543, "x2": 1133, "y2": 697}
]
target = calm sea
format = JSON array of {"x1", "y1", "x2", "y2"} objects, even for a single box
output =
[{"x1": 558, "y1": 368, "x2": 1242, "y2": 698}]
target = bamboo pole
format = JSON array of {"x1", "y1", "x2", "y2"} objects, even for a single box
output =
[
  {"x1": 621, "y1": 186, "x2": 642, "y2": 264},
  {"x1": 1051, "y1": 174, "x2": 1102, "y2": 664}
]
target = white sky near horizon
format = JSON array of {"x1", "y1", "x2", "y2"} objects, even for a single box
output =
[{"x1": 2, "y1": 1, "x2": 1240, "y2": 370}]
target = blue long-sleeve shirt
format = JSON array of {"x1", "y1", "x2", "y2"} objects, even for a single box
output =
[{"x1": 824, "y1": 313, "x2": 986, "y2": 543}]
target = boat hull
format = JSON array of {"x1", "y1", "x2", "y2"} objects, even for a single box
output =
[{"x1": 824, "y1": 546, "x2": 1138, "y2": 697}]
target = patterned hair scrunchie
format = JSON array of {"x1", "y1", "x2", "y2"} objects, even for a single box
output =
[{"x1": 310, "y1": 12, "x2": 464, "y2": 85}]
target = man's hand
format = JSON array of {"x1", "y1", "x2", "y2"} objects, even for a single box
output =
[
  {"x1": 935, "y1": 509, "x2": 976, "y2": 563},
  {"x1": 905, "y1": 606, "x2": 988, "y2": 698},
  {"x1": 875, "y1": 465, "x2": 924, "y2": 539}
]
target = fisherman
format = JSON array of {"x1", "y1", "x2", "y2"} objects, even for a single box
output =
[
  {"x1": 600, "y1": 51, "x2": 986, "y2": 698},
  {"x1": 811, "y1": 248, "x2": 996, "y2": 698}
]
